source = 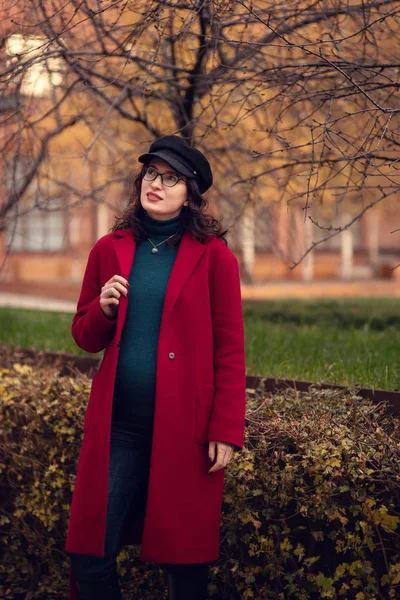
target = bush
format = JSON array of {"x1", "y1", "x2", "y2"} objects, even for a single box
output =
[
  {"x1": 0, "y1": 350, "x2": 166, "y2": 600},
  {"x1": 219, "y1": 385, "x2": 400, "y2": 599},
  {"x1": 0, "y1": 345, "x2": 399, "y2": 599},
  {"x1": 0, "y1": 358, "x2": 95, "y2": 599}
]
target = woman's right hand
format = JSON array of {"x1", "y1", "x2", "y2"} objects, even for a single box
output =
[{"x1": 100, "y1": 275, "x2": 130, "y2": 320}]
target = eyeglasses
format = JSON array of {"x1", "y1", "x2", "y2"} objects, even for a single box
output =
[{"x1": 142, "y1": 166, "x2": 185, "y2": 188}]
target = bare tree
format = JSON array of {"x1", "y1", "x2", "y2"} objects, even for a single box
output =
[{"x1": 1, "y1": 0, "x2": 399, "y2": 273}]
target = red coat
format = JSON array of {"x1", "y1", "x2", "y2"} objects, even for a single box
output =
[{"x1": 65, "y1": 227, "x2": 246, "y2": 598}]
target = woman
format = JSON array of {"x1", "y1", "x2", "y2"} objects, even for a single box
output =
[{"x1": 65, "y1": 135, "x2": 246, "y2": 600}]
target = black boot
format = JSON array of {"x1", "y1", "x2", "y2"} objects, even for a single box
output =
[
  {"x1": 175, "y1": 576, "x2": 209, "y2": 600},
  {"x1": 76, "y1": 573, "x2": 123, "y2": 600},
  {"x1": 167, "y1": 573, "x2": 177, "y2": 600},
  {"x1": 167, "y1": 565, "x2": 209, "y2": 600}
]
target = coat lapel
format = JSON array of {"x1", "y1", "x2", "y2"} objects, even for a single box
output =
[
  {"x1": 162, "y1": 230, "x2": 207, "y2": 321},
  {"x1": 112, "y1": 227, "x2": 206, "y2": 322},
  {"x1": 112, "y1": 228, "x2": 136, "y2": 283}
]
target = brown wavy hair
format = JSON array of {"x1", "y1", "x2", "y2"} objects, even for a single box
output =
[{"x1": 111, "y1": 166, "x2": 228, "y2": 247}]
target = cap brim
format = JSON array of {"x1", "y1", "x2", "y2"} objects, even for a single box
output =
[{"x1": 138, "y1": 151, "x2": 196, "y2": 178}]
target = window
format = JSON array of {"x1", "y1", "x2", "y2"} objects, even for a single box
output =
[
  {"x1": 6, "y1": 197, "x2": 66, "y2": 252},
  {"x1": 5, "y1": 156, "x2": 67, "y2": 253},
  {"x1": 5, "y1": 34, "x2": 63, "y2": 97}
]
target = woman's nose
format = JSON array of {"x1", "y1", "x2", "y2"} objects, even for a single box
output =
[{"x1": 150, "y1": 174, "x2": 163, "y2": 189}]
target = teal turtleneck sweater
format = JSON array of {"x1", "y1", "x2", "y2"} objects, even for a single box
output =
[{"x1": 112, "y1": 209, "x2": 183, "y2": 421}]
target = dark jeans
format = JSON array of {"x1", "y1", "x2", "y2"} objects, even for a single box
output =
[{"x1": 69, "y1": 417, "x2": 209, "y2": 588}]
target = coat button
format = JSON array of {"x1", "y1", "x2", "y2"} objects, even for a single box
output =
[
  {"x1": 117, "y1": 341, "x2": 121, "y2": 347},
  {"x1": 168, "y1": 352, "x2": 175, "y2": 360}
]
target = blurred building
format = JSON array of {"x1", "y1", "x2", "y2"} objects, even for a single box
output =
[
  {"x1": 226, "y1": 201, "x2": 399, "y2": 283},
  {"x1": 0, "y1": 26, "x2": 399, "y2": 300},
  {"x1": 1, "y1": 190, "x2": 399, "y2": 301}
]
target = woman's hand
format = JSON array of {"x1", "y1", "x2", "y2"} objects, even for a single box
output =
[
  {"x1": 208, "y1": 440, "x2": 234, "y2": 473},
  {"x1": 100, "y1": 275, "x2": 130, "y2": 320}
]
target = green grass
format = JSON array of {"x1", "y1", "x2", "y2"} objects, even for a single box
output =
[
  {"x1": 0, "y1": 307, "x2": 90, "y2": 355},
  {"x1": 243, "y1": 299, "x2": 400, "y2": 390},
  {"x1": 243, "y1": 299, "x2": 400, "y2": 389},
  {"x1": 245, "y1": 319, "x2": 400, "y2": 390},
  {"x1": 1, "y1": 299, "x2": 399, "y2": 389}
]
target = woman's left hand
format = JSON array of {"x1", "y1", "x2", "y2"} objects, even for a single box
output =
[{"x1": 208, "y1": 440, "x2": 234, "y2": 473}]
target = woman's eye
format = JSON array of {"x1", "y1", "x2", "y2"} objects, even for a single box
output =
[
  {"x1": 165, "y1": 174, "x2": 178, "y2": 183},
  {"x1": 147, "y1": 167, "x2": 156, "y2": 175}
]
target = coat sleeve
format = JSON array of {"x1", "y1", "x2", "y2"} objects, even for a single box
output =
[
  {"x1": 207, "y1": 242, "x2": 246, "y2": 451},
  {"x1": 71, "y1": 241, "x2": 117, "y2": 353}
]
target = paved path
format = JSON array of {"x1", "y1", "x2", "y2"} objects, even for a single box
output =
[
  {"x1": 0, "y1": 293, "x2": 76, "y2": 312},
  {"x1": 240, "y1": 280, "x2": 400, "y2": 300},
  {"x1": 0, "y1": 279, "x2": 399, "y2": 312}
]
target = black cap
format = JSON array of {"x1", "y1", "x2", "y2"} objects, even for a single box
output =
[{"x1": 138, "y1": 135, "x2": 213, "y2": 194}]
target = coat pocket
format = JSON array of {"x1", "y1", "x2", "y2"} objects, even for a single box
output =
[{"x1": 195, "y1": 384, "x2": 215, "y2": 445}]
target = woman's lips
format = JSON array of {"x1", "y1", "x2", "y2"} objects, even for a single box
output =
[{"x1": 147, "y1": 193, "x2": 162, "y2": 202}]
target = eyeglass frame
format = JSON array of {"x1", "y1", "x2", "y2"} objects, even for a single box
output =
[{"x1": 142, "y1": 165, "x2": 187, "y2": 188}]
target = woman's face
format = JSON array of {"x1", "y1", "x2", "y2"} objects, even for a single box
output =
[{"x1": 140, "y1": 157, "x2": 188, "y2": 220}]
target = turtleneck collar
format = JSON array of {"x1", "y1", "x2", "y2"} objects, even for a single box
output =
[{"x1": 142, "y1": 209, "x2": 184, "y2": 237}]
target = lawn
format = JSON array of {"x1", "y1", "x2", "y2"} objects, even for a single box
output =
[
  {"x1": 0, "y1": 298, "x2": 399, "y2": 389},
  {"x1": 243, "y1": 298, "x2": 400, "y2": 390},
  {"x1": 0, "y1": 307, "x2": 82, "y2": 355}
]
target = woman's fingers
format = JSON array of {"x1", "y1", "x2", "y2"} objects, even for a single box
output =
[
  {"x1": 102, "y1": 278, "x2": 129, "y2": 298},
  {"x1": 100, "y1": 275, "x2": 129, "y2": 319},
  {"x1": 108, "y1": 274, "x2": 130, "y2": 289},
  {"x1": 103, "y1": 285, "x2": 121, "y2": 300},
  {"x1": 208, "y1": 443, "x2": 234, "y2": 473}
]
